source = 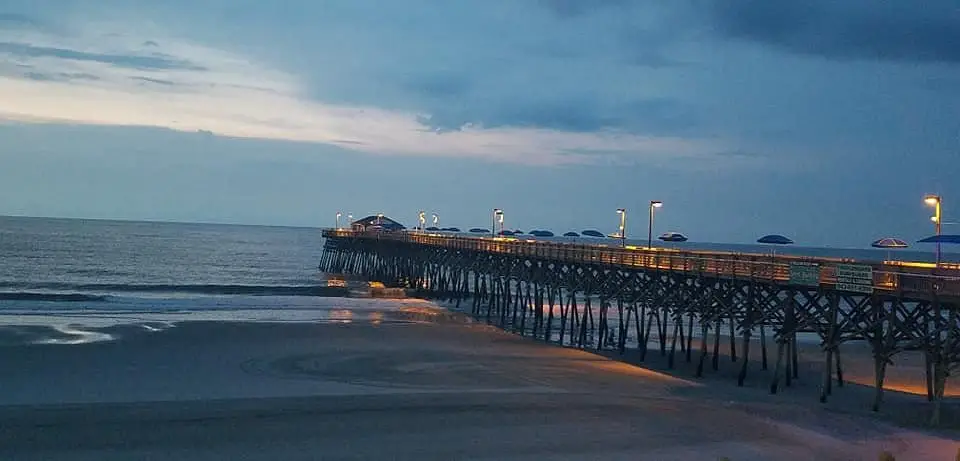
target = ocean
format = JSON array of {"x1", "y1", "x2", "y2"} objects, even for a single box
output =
[{"x1": 0, "y1": 216, "x2": 435, "y2": 344}]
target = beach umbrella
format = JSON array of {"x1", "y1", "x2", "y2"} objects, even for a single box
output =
[
  {"x1": 444, "y1": 227, "x2": 461, "y2": 232},
  {"x1": 917, "y1": 235, "x2": 960, "y2": 265},
  {"x1": 425, "y1": 226, "x2": 440, "y2": 232},
  {"x1": 513, "y1": 230, "x2": 524, "y2": 234},
  {"x1": 872, "y1": 237, "x2": 909, "y2": 248},
  {"x1": 757, "y1": 234, "x2": 793, "y2": 256},
  {"x1": 499, "y1": 230, "x2": 515, "y2": 236},
  {"x1": 917, "y1": 234, "x2": 960, "y2": 244},
  {"x1": 757, "y1": 234, "x2": 794, "y2": 245},
  {"x1": 563, "y1": 231, "x2": 580, "y2": 238},
  {"x1": 871, "y1": 237, "x2": 909, "y2": 261},
  {"x1": 659, "y1": 232, "x2": 688, "y2": 242},
  {"x1": 469, "y1": 228, "x2": 489, "y2": 234},
  {"x1": 581, "y1": 229, "x2": 604, "y2": 238},
  {"x1": 530, "y1": 230, "x2": 554, "y2": 237}
]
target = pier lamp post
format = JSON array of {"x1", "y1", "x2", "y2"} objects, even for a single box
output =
[
  {"x1": 648, "y1": 200, "x2": 663, "y2": 250},
  {"x1": 616, "y1": 208, "x2": 626, "y2": 248},
  {"x1": 432, "y1": 213, "x2": 439, "y2": 228},
  {"x1": 418, "y1": 210, "x2": 426, "y2": 232},
  {"x1": 336, "y1": 211, "x2": 342, "y2": 230},
  {"x1": 925, "y1": 194, "x2": 942, "y2": 265},
  {"x1": 492, "y1": 209, "x2": 503, "y2": 236}
]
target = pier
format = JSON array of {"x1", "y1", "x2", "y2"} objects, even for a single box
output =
[{"x1": 319, "y1": 228, "x2": 960, "y2": 424}]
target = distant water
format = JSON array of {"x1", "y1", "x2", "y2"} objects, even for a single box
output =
[
  {"x1": 0, "y1": 216, "x2": 415, "y2": 344},
  {"x1": 0, "y1": 216, "x2": 334, "y2": 299}
]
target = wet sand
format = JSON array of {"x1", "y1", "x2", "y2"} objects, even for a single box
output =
[{"x1": 1, "y1": 314, "x2": 958, "y2": 460}]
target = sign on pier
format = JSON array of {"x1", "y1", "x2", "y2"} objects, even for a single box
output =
[
  {"x1": 835, "y1": 264, "x2": 874, "y2": 294},
  {"x1": 789, "y1": 262, "x2": 820, "y2": 287}
]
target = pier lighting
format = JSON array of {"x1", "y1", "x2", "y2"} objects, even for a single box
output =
[
  {"x1": 616, "y1": 208, "x2": 626, "y2": 248},
  {"x1": 924, "y1": 194, "x2": 942, "y2": 265},
  {"x1": 648, "y1": 201, "x2": 663, "y2": 250},
  {"x1": 432, "y1": 213, "x2": 439, "y2": 227},
  {"x1": 418, "y1": 210, "x2": 426, "y2": 231},
  {"x1": 336, "y1": 211, "x2": 342, "y2": 230},
  {"x1": 492, "y1": 209, "x2": 503, "y2": 236}
]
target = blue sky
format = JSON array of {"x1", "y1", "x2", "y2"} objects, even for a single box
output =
[{"x1": 0, "y1": 0, "x2": 957, "y2": 247}]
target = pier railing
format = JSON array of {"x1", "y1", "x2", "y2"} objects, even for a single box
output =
[{"x1": 322, "y1": 229, "x2": 960, "y2": 298}]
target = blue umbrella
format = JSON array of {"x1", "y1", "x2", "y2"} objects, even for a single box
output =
[
  {"x1": 757, "y1": 234, "x2": 793, "y2": 256},
  {"x1": 564, "y1": 231, "x2": 580, "y2": 237},
  {"x1": 581, "y1": 230, "x2": 604, "y2": 238},
  {"x1": 499, "y1": 230, "x2": 515, "y2": 236},
  {"x1": 469, "y1": 228, "x2": 489, "y2": 234},
  {"x1": 530, "y1": 230, "x2": 554, "y2": 237},
  {"x1": 872, "y1": 237, "x2": 909, "y2": 248},
  {"x1": 917, "y1": 235, "x2": 960, "y2": 244},
  {"x1": 757, "y1": 234, "x2": 794, "y2": 245},
  {"x1": 659, "y1": 232, "x2": 689, "y2": 242},
  {"x1": 872, "y1": 237, "x2": 909, "y2": 261}
]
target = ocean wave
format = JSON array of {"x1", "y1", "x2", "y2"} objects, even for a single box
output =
[
  {"x1": 0, "y1": 282, "x2": 351, "y2": 297},
  {"x1": 0, "y1": 292, "x2": 108, "y2": 302}
]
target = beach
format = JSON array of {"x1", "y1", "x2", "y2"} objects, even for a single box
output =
[{"x1": 1, "y1": 302, "x2": 958, "y2": 461}]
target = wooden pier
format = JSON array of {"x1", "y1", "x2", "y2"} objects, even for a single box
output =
[{"x1": 319, "y1": 229, "x2": 960, "y2": 424}]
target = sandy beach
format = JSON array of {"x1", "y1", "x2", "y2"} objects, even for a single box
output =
[{"x1": 0, "y1": 304, "x2": 958, "y2": 461}]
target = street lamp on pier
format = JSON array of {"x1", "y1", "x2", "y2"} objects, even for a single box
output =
[
  {"x1": 616, "y1": 208, "x2": 626, "y2": 248},
  {"x1": 492, "y1": 209, "x2": 503, "y2": 236},
  {"x1": 336, "y1": 211, "x2": 342, "y2": 230},
  {"x1": 432, "y1": 213, "x2": 440, "y2": 228},
  {"x1": 418, "y1": 210, "x2": 426, "y2": 231},
  {"x1": 648, "y1": 200, "x2": 663, "y2": 250},
  {"x1": 925, "y1": 194, "x2": 943, "y2": 265}
]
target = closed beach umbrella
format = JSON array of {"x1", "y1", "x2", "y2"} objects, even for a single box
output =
[
  {"x1": 581, "y1": 229, "x2": 604, "y2": 238},
  {"x1": 872, "y1": 237, "x2": 909, "y2": 261}
]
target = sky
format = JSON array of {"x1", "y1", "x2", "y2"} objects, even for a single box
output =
[{"x1": 0, "y1": 0, "x2": 957, "y2": 247}]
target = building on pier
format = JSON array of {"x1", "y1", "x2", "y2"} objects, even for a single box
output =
[{"x1": 350, "y1": 215, "x2": 405, "y2": 232}]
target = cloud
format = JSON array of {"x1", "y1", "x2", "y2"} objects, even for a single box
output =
[
  {"x1": 0, "y1": 13, "x2": 730, "y2": 167},
  {"x1": 0, "y1": 42, "x2": 206, "y2": 71},
  {"x1": 538, "y1": 0, "x2": 628, "y2": 19},
  {"x1": 702, "y1": 0, "x2": 960, "y2": 64},
  {"x1": 0, "y1": 13, "x2": 40, "y2": 28},
  {"x1": 130, "y1": 76, "x2": 176, "y2": 86}
]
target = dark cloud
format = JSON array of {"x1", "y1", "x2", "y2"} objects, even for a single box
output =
[
  {"x1": 20, "y1": 71, "x2": 101, "y2": 82},
  {"x1": 702, "y1": 0, "x2": 960, "y2": 64},
  {"x1": 539, "y1": 0, "x2": 629, "y2": 19},
  {"x1": 59, "y1": 72, "x2": 100, "y2": 81},
  {"x1": 0, "y1": 42, "x2": 206, "y2": 71},
  {"x1": 402, "y1": 72, "x2": 472, "y2": 99},
  {"x1": 714, "y1": 150, "x2": 767, "y2": 159},
  {"x1": 0, "y1": 13, "x2": 41, "y2": 28},
  {"x1": 131, "y1": 76, "x2": 177, "y2": 85},
  {"x1": 418, "y1": 97, "x2": 700, "y2": 135},
  {"x1": 143, "y1": 40, "x2": 159, "y2": 47}
]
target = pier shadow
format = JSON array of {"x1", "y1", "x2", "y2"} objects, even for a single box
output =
[{"x1": 594, "y1": 338, "x2": 960, "y2": 431}]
